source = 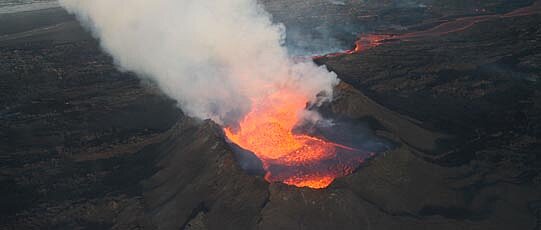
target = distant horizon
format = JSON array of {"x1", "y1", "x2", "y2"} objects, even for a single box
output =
[{"x1": 0, "y1": 0, "x2": 59, "y2": 14}]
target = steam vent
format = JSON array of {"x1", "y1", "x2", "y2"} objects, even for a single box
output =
[{"x1": 1, "y1": 0, "x2": 541, "y2": 229}]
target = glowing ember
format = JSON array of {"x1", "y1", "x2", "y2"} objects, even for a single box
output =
[{"x1": 224, "y1": 89, "x2": 365, "y2": 189}]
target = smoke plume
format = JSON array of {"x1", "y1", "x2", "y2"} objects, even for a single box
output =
[{"x1": 59, "y1": 0, "x2": 338, "y2": 125}]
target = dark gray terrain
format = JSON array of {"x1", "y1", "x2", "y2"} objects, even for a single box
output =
[{"x1": 1, "y1": 1, "x2": 540, "y2": 229}]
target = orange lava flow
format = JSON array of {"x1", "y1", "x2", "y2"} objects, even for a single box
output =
[
  {"x1": 224, "y1": 89, "x2": 363, "y2": 189},
  {"x1": 345, "y1": 34, "x2": 392, "y2": 54},
  {"x1": 313, "y1": 34, "x2": 393, "y2": 59}
]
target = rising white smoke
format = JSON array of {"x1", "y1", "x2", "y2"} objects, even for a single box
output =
[{"x1": 59, "y1": 0, "x2": 338, "y2": 125}]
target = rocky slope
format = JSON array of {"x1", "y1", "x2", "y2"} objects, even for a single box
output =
[
  {"x1": 262, "y1": 0, "x2": 536, "y2": 53},
  {"x1": 1, "y1": 1, "x2": 540, "y2": 229}
]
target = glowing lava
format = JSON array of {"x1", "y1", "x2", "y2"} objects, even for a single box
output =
[
  {"x1": 345, "y1": 34, "x2": 392, "y2": 54},
  {"x1": 313, "y1": 34, "x2": 393, "y2": 59},
  {"x1": 224, "y1": 89, "x2": 365, "y2": 189}
]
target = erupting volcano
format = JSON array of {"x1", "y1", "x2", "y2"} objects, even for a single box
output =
[
  {"x1": 60, "y1": 0, "x2": 371, "y2": 190},
  {"x1": 224, "y1": 89, "x2": 368, "y2": 189}
]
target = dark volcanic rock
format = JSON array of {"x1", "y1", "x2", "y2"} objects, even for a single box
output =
[
  {"x1": 143, "y1": 119, "x2": 269, "y2": 230},
  {"x1": 262, "y1": 0, "x2": 536, "y2": 53},
  {"x1": 1, "y1": 2, "x2": 540, "y2": 230},
  {"x1": 0, "y1": 19, "x2": 180, "y2": 229},
  {"x1": 319, "y1": 10, "x2": 541, "y2": 166}
]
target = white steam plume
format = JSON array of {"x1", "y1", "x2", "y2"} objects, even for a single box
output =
[{"x1": 59, "y1": 0, "x2": 338, "y2": 125}]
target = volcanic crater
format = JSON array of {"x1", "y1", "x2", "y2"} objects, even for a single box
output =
[
  {"x1": 1, "y1": 0, "x2": 540, "y2": 230},
  {"x1": 223, "y1": 89, "x2": 395, "y2": 189}
]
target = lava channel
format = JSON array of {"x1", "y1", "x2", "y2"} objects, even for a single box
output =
[
  {"x1": 224, "y1": 89, "x2": 369, "y2": 189},
  {"x1": 313, "y1": 34, "x2": 393, "y2": 59}
]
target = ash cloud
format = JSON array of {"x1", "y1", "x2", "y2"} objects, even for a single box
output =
[{"x1": 59, "y1": 0, "x2": 338, "y2": 125}]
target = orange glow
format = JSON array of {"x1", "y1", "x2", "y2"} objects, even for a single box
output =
[
  {"x1": 224, "y1": 89, "x2": 364, "y2": 189},
  {"x1": 283, "y1": 175, "x2": 335, "y2": 189},
  {"x1": 345, "y1": 34, "x2": 392, "y2": 54},
  {"x1": 312, "y1": 34, "x2": 392, "y2": 59}
]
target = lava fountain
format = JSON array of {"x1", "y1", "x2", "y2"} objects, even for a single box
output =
[{"x1": 224, "y1": 89, "x2": 369, "y2": 189}]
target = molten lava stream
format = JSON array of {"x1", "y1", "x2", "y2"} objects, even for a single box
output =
[
  {"x1": 224, "y1": 89, "x2": 364, "y2": 189},
  {"x1": 313, "y1": 34, "x2": 393, "y2": 59},
  {"x1": 346, "y1": 34, "x2": 393, "y2": 54}
]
